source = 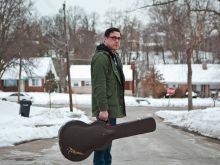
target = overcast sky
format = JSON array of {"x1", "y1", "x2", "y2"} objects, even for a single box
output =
[
  {"x1": 33, "y1": 0, "x2": 151, "y2": 31},
  {"x1": 33, "y1": 0, "x2": 145, "y2": 16}
]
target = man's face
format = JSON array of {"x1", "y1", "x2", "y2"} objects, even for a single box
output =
[{"x1": 104, "y1": 31, "x2": 121, "y2": 51}]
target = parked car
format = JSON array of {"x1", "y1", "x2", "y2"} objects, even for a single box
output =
[
  {"x1": 185, "y1": 91, "x2": 198, "y2": 98},
  {"x1": 1, "y1": 93, "x2": 33, "y2": 102}
]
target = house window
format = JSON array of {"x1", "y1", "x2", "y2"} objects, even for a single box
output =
[
  {"x1": 73, "y1": 81, "x2": 79, "y2": 87},
  {"x1": 196, "y1": 85, "x2": 201, "y2": 91},
  {"x1": 4, "y1": 80, "x2": 17, "y2": 87},
  {"x1": 29, "y1": 78, "x2": 42, "y2": 87},
  {"x1": 210, "y1": 84, "x2": 218, "y2": 90},
  {"x1": 85, "y1": 81, "x2": 91, "y2": 86}
]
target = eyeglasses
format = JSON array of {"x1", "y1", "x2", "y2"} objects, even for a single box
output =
[{"x1": 108, "y1": 36, "x2": 121, "y2": 41}]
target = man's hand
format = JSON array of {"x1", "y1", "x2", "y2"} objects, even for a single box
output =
[{"x1": 99, "y1": 111, "x2": 108, "y2": 121}]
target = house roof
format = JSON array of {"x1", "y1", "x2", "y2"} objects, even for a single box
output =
[
  {"x1": 2, "y1": 57, "x2": 58, "y2": 80},
  {"x1": 70, "y1": 65, "x2": 132, "y2": 81},
  {"x1": 70, "y1": 65, "x2": 91, "y2": 81},
  {"x1": 155, "y1": 64, "x2": 220, "y2": 84}
]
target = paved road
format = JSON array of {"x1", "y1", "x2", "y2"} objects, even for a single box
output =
[{"x1": 0, "y1": 106, "x2": 220, "y2": 165}]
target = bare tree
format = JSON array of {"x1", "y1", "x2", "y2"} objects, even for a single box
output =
[
  {"x1": 104, "y1": 9, "x2": 124, "y2": 29},
  {"x1": 39, "y1": 5, "x2": 99, "y2": 92},
  {"x1": 191, "y1": 0, "x2": 220, "y2": 16},
  {"x1": 12, "y1": 18, "x2": 47, "y2": 102},
  {"x1": 172, "y1": 0, "x2": 205, "y2": 110},
  {"x1": 191, "y1": 0, "x2": 220, "y2": 63},
  {"x1": 66, "y1": 6, "x2": 98, "y2": 64},
  {"x1": 69, "y1": 11, "x2": 98, "y2": 64},
  {"x1": 0, "y1": 0, "x2": 33, "y2": 78},
  {"x1": 148, "y1": 3, "x2": 191, "y2": 64},
  {"x1": 39, "y1": 14, "x2": 67, "y2": 92},
  {"x1": 0, "y1": 0, "x2": 47, "y2": 102},
  {"x1": 121, "y1": 16, "x2": 142, "y2": 64},
  {"x1": 127, "y1": 0, "x2": 178, "y2": 12},
  {"x1": 140, "y1": 0, "x2": 209, "y2": 110}
]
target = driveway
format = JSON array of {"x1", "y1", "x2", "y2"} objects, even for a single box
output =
[{"x1": 0, "y1": 106, "x2": 220, "y2": 165}]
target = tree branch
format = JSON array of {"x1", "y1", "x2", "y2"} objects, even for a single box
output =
[
  {"x1": 126, "y1": 0, "x2": 178, "y2": 13},
  {"x1": 191, "y1": 8, "x2": 220, "y2": 17}
]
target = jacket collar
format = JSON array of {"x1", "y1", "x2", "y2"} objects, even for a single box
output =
[{"x1": 96, "y1": 43, "x2": 116, "y2": 57}]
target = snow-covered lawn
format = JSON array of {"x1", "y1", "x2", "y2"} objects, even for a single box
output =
[
  {"x1": 1, "y1": 91, "x2": 219, "y2": 107},
  {"x1": 156, "y1": 108, "x2": 220, "y2": 140},
  {"x1": 0, "y1": 100, "x2": 90, "y2": 147},
  {"x1": 0, "y1": 91, "x2": 219, "y2": 147}
]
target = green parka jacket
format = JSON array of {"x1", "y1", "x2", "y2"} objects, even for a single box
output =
[{"x1": 91, "y1": 44, "x2": 126, "y2": 118}]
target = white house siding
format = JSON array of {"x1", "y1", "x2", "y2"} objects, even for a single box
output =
[
  {"x1": 155, "y1": 64, "x2": 220, "y2": 97},
  {"x1": 69, "y1": 65, "x2": 133, "y2": 94}
]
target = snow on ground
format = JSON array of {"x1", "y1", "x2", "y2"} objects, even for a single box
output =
[
  {"x1": 0, "y1": 100, "x2": 90, "y2": 147},
  {"x1": 0, "y1": 91, "x2": 219, "y2": 147},
  {"x1": 136, "y1": 97, "x2": 219, "y2": 107},
  {"x1": 155, "y1": 107, "x2": 220, "y2": 140},
  {"x1": 1, "y1": 92, "x2": 219, "y2": 107}
]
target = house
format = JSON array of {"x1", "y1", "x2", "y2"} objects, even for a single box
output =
[
  {"x1": 155, "y1": 64, "x2": 220, "y2": 97},
  {"x1": 69, "y1": 65, "x2": 133, "y2": 95},
  {"x1": 0, "y1": 57, "x2": 58, "y2": 92}
]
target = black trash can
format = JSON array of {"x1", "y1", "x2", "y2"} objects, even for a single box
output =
[{"x1": 19, "y1": 100, "x2": 32, "y2": 117}]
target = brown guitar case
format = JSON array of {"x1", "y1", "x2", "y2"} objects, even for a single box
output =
[{"x1": 58, "y1": 117, "x2": 156, "y2": 161}]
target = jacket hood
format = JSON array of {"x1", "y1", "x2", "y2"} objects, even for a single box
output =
[{"x1": 96, "y1": 43, "x2": 115, "y2": 57}]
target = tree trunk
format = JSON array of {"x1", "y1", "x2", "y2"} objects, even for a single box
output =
[
  {"x1": 49, "y1": 92, "x2": 51, "y2": 109},
  {"x1": 146, "y1": 48, "x2": 149, "y2": 70},
  {"x1": 195, "y1": 48, "x2": 200, "y2": 63},
  {"x1": 186, "y1": 48, "x2": 193, "y2": 111},
  {"x1": 18, "y1": 57, "x2": 22, "y2": 103},
  {"x1": 152, "y1": 67, "x2": 156, "y2": 98},
  {"x1": 161, "y1": 48, "x2": 166, "y2": 64}
]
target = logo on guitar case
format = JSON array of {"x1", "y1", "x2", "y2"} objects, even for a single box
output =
[{"x1": 67, "y1": 147, "x2": 84, "y2": 156}]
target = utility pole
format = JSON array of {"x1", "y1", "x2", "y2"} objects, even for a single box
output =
[{"x1": 63, "y1": 2, "x2": 73, "y2": 112}]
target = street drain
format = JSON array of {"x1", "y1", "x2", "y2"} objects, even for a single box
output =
[
  {"x1": 35, "y1": 124, "x2": 54, "y2": 127},
  {"x1": 14, "y1": 157, "x2": 35, "y2": 161},
  {"x1": 3, "y1": 157, "x2": 35, "y2": 161}
]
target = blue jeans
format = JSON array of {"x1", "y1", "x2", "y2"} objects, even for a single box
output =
[{"x1": 93, "y1": 118, "x2": 116, "y2": 165}]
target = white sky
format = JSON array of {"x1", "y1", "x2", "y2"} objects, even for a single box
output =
[
  {"x1": 33, "y1": 0, "x2": 151, "y2": 30},
  {"x1": 0, "y1": 91, "x2": 220, "y2": 147},
  {"x1": 33, "y1": 0, "x2": 146, "y2": 17}
]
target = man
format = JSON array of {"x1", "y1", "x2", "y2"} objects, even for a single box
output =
[{"x1": 91, "y1": 27, "x2": 126, "y2": 165}]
